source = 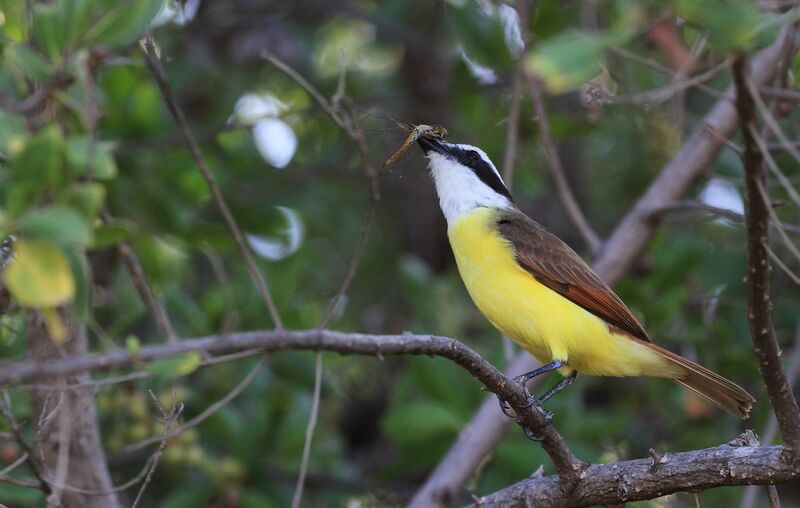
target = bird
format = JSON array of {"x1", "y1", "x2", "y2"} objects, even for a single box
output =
[{"x1": 416, "y1": 135, "x2": 755, "y2": 419}]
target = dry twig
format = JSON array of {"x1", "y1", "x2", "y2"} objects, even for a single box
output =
[
  {"x1": 141, "y1": 38, "x2": 283, "y2": 330},
  {"x1": 130, "y1": 391, "x2": 184, "y2": 508},
  {"x1": 525, "y1": 72, "x2": 602, "y2": 253},
  {"x1": 733, "y1": 56, "x2": 800, "y2": 451}
]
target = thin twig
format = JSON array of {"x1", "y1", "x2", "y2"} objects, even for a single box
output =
[
  {"x1": 0, "y1": 391, "x2": 51, "y2": 495},
  {"x1": 609, "y1": 46, "x2": 725, "y2": 99},
  {"x1": 110, "y1": 215, "x2": 177, "y2": 342},
  {"x1": 747, "y1": 75, "x2": 800, "y2": 180},
  {"x1": 758, "y1": 85, "x2": 800, "y2": 102},
  {"x1": 502, "y1": 61, "x2": 524, "y2": 185},
  {"x1": 703, "y1": 125, "x2": 743, "y2": 154},
  {"x1": 646, "y1": 200, "x2": 800, "y2": 236},
  {"x1": 754, "y1": 178, "x2": 800, "y2": 264},
  {"x1": 0, "y1": 452, "x2": 29, "y2": 477},
  {"x1": 261, "y1": 51, "x2": 348, "y2": 130},
  {"x1": 525, "y1": 72, "x2": 602, "y2": 253},
  {"x1": 130, "y1": 391, "x2": 183, "y2": 508},
  {"x1": 291, "y1": 352, "x2": 323, "y2": 508},
  {"x1": 733, "y1": 56, "x2": 800, "y2": 452},
  {"x1": 122, "y1": 355, "x2": 268, "y2": 454},
  {"x1": 141, "y1": 38, "x2": 283, "y2": 330},
  {"x1": 767, "y1": 245, "x2": 800, "y2": 285},
  {"x1": 749, "y1": 126, "x2": 800, "y2": 209},
  {"x1": 610, "y1": 58, "x2": 731, "y2": 105},
  {"x1": 318, "y1": 206, "x2": 375, "y2": 328}
]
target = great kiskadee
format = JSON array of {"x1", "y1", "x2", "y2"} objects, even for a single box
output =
[{"x1": 417, "y1": 136, "x2": 754, "y2": 419}]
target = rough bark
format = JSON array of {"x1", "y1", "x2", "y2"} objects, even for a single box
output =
[
  {"x1": 733, "y1": 56, "x2": 800, "y2": 451},
  {"x1": 26, "y1": 311, "x2": 118, "y2": 508},
  {"x1": 473, "y1": 442, "x2": 799, "y2": 508}
]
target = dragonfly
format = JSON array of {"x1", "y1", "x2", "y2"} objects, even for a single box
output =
[{"x1": 381, "y1": 119, "x2": 448, "y2": 167}]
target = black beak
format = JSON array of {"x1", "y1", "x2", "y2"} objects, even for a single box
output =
[{"x1": 417, "y1": 137, "x2": 452, "y2": 157}]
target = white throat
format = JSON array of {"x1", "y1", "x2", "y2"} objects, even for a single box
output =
[{"x1": 427, "y1": 151, "x2": 512, "y2": 225}]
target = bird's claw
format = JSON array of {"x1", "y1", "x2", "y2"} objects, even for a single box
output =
[
  {"x1": 497, "y1": 394, "x2": 539, "y2": 418},
  {"x1": 515, "y1": 406, "x2": 554, "y2": 442},
  {"x1": 496, "y1": 394, "x2": 516, "y2": 418},
  {"x1": 517, "y1": 419, "x2": 544, "y2": 441}
]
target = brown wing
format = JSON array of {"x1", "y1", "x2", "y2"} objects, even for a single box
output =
[{"x1": 496, "y1": 208, "x2": 650, "y2": 341}]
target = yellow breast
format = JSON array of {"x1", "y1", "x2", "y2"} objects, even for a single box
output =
[{"x1": 447, "y1": 208, "x2": 673, "y2": 378}]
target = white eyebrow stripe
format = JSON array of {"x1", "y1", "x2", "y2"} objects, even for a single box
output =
[{"x1": 445, "y1": 142, "x2": 507, "y2": 185}]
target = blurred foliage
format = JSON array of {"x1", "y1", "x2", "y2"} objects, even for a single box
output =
[{"x1": 0, "y1": 0, "x2": 798, "y2": 506}]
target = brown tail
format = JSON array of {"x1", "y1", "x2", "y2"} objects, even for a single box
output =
[{"x1": 637, "y1": 340, "x2": 755, "y2": 419}]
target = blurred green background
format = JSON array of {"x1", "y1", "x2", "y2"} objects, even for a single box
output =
[{"x1": 0, "y1": 0, "x2": 798, "y2": 506}]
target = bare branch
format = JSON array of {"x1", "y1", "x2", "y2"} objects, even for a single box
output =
[
  {"x1": 474, "y1": 441, "x2": 799, "y2": 507},
  {"x1": 0, "y1": 328, "x2": 579, "y2": 474},
  {"x1": 525, "y1": 72, "x2": 602, "y2": 254},
  {"x1": 291, "y1": 351, "x2": 323, "y2": 508},
  {"x1": 110, "y1": 215, "x2": 177, "y2": 342},
  {"x1": 0, "y1": 391, "x2": 51, "y2": 496},
  {"x1": 141, "y1": 38, "x2": 283, "y2": 330},
  {"x1": 123, "y1": 355, "x2": 268, "y2": 454},
  {"x1": 501, "y1": 60, "x2": 523, "y2": 185},
  {"x1": 733, "y1": 56, "x2": 800, "y2": 451},
  {"x1": 749, "y1": 126, "x2": 800, "y2": 210},
  {"x1": 609, "y1": 58, "x2": 731, "y2": 105},
  {"x1": 646, "y1": 200, "x2": 800, "y2": 236},
  {"x1": 130, "y1": 392, "x2": 183, "y2": 508}
]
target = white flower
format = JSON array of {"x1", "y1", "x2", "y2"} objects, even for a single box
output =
[
  {"x1": 252, "y1": 119, "x2": 297, "y2": 169},
  {"x1": 246, "y1": 207, "x2": 304, "y2": 261},
  {"x1": 699, "y1": 179, "x2": 744, "y2": 215}
]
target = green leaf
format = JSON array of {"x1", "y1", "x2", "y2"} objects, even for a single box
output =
[
  {"x1": 525, "y1": 29, "x2": 631, "y2": 93},
  {"x1": 5, "y1": 43, "x2": 52, "y2": 81},
  {"x1": 8, "y1": 126, "x2": 65, "y2": 216},
  {"x1": 16, "y1": 206, "x2": 92, "y2": 246},
  {"x1": 32, "y1": 3, "x2": 65, "y2": 59},
  {"x1": 383, "y1": 402, "x2": 463, "y2": 448},
  {"x1": 125, "y1": 335, "x2": 141, "y2": 355},
  {"x1": 83, "y1": 0, "x2": 164, "y2": 49},
  {"x1": 64, "y1": 247, "x2": 91, "y2": 320},
  {"x1": 4, "y1": 239, "x2": 75, "y2": 308},
  {"x1": 64, "y1": 136, "x2": 118, "y2": 180},
  {"x1": 58, "y1": 183, "x2": 106, "y2": 220},
  {"x1": 0, "y1": 110, "x2": 27, "y2": 155},
  {"x1": 92, "y1": 219, "x2": 135, "y2": 248},
  {"x1": 674, "y1": 0, "x2": 763, "y2": 53},
  {"x1": 145, "y1": 352, "x2": 203, "y2": 378},
  {"x1": 59, "y1": 0, "x2": 95, "y2": 52}
]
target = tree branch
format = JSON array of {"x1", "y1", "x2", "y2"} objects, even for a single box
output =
[
  {"x1": 526, "y1": 72, "x2": 602, "y2": 254},
  {"x1": 0, "y1": 328, "x2": 580, "y2": 475},
  {"x1": 733, "y1": 56, "x2": 800, "y2": 451},
  {"x1": 473, "y1": 441, "x2": 799, "y2": 507},
  {"x1": 141, "y1": 38, "x2": 284, "y2": 330}
]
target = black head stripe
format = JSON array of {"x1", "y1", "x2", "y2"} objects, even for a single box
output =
[{"x1": 450, "y1": 146, "x2": 513, "y2": 201}]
